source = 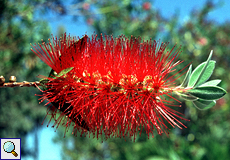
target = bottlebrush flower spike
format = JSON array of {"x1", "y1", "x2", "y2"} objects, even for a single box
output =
[{"x1": 31, "y1": 33, "x2": 214, "y2": 140}]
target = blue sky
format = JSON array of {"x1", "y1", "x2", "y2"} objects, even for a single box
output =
[
  {"x1": 24, "y1": 0, "x2": 230, "y2": 159},
  {"x1": 154, "y1": 0, "x2": 229, "y2": 23},
  {"x1": 47, "y1": 0, "x2": 230, "y2": 37}
]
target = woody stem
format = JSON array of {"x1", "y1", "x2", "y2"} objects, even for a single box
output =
[{"x1": 0, "y1": 81, "x2": 41, "y2": 88}]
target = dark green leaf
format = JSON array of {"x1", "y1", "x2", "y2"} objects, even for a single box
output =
[
  {"x1": 188, "y1": 86, "x2": 227, "y2": 100},
  {"x1": 39, "y1": 79, "x2": 49, "y2": 90},
  {"x1": 193, "y1": 99, "x2": 216, "y2": 110},
  {"x1": 188, "y1": 51, "x2": 215, "y2": 87},
  {"x1": 40, "y1": 79, "x2": 49, "y2": 85}
]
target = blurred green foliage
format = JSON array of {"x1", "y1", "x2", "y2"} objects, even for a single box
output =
[{"x1": 0, "y1": 0, "x2": 65, "y2": 157}]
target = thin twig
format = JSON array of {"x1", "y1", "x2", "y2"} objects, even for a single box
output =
[{"x1": 0, "y1": 81, "x2": 41, "y2": 88}]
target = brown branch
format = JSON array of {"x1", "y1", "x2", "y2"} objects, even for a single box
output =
[
  {"x1": 0, "y1": 81, "x2": 41, "y2": 88},
  {"x1": 0, "y1": 75, "x2": 42, "y2": 88}
]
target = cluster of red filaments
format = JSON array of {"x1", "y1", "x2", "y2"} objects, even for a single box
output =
[{"x1": 32, "y1": 33, "x2": 188, "y2": 140}]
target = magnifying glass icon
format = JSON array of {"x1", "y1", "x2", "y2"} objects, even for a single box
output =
[{"x1": 3, "y1": 141, "x2": 18, "y2": 157}]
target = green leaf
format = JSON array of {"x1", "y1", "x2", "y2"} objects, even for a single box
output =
[
  {"x1": 40, "y1": 67, "x2": 74, "y2": 91},
  {"x1": 40, "y1": 79, "x2": 49, "y2": 85},
  {"x1": 48, "y1": 67, "x2": 74, "y2": 79},
  {"x1": 180, "y1": 64, "x2": 192, "y2": 88},
  {"x1": 39, "y1": 79, "x2": 49, "y2": 90},
  {"x1": 187, "y1": 86, "x2": 227, "y2": 100},
  {"x1": 177, "y1": 92, "x2": 198, "y2": 101},
  {"x1": 56, "y1": 67, "x2": 74, "y2": 78},
  {"x1": 193, "y1": 99, "x2": 216, "y2": 110},
  {"x1": 188, "y1": 50, "x2": 215, "y2": 88},
  {"x1": 199, "y1": 79, "x2": 221, "y2": 87}
]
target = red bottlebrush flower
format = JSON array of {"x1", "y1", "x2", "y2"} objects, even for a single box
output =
[{"x1": 31, "y1": 33, "x2": 188, "y2": 140}]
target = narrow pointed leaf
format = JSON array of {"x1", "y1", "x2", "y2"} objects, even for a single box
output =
[
  {"x1": 188, "y1": 86, "x2": 227, "y2": 100},
  {"x1": 193, "y1": 99, "x2": 216, "y2": 110},
  {"x1": 178, "y1": 92, "x2": 198, "y2": 101},
  {"x1": 180, "y1": 64, "x2": 192, "y2": 88},
  {"x1": 188, "y1": 50, "x2": 215, "y2": 87},
  {"x1": 40, "y1": 67, "x2": 74, "y2": 90},
  {"x1": 56, "y1": 67, "x2": 74, "y2": 77},
  {"x1": 199, "y1": 79, "x2": 221, "y2": 87}
]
